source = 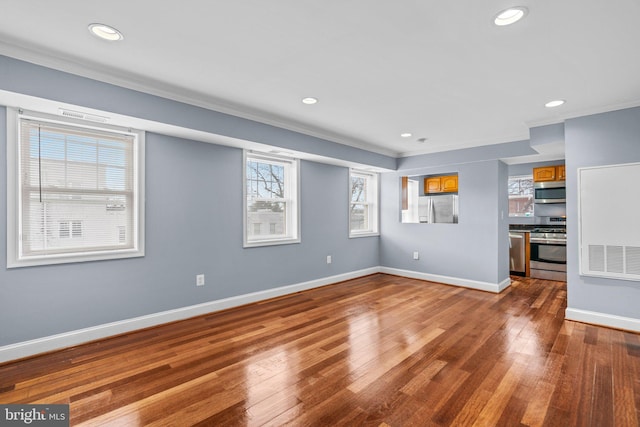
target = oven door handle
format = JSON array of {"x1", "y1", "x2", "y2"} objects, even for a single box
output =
[{"x1": 530, "y1": 238, "x2": 566, "y2": 245}]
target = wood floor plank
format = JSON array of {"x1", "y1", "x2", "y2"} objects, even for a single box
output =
[{"x1": 1, "y1": 273, "x2": 639, "y2": 426}]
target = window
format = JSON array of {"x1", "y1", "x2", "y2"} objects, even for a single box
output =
[
  {"x1": 350, "y1": 170, "x2": 379, "y2": 237},
  {"x1": 59, "y1": 221, "x2": 70, "y2": 239},
  {"x1": 72, "y1": 221, "x2": 83, "y2": 238},
  {"x1": 244, "y1": 151, "x2": 299, "y2": 247},
  {"x1": 508, "y1": 175, "x2": 534, "y2": 217},
  {"x1": 58, "y1": 221, "x2": 83, "y2": 239},
  {"x1": 7, "y1": 109, "x2": 145, "y2": 267}
]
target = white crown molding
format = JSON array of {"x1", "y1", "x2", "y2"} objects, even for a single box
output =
[
  {"x1": 525, "y1": 99, "x2": 640, "y2": 129},
  {"x1": 400, "y1": 98, "x2": 640, "y2": 159},
  {"x1": 0, "y1": 40, "x2": 399, "y2": 158},
  {"x1": 396, "y1": 131, "x2": 530, "y2": 158}
]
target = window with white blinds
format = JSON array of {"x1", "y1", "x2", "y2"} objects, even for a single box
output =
[{"x1": 7, "y1": 109, "x2": 145, "y2": 267}]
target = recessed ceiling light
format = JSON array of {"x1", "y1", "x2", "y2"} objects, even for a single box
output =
[
  {"x1": 400, "y1": 133, "x2": 412, "y2": 138},
  {"x1": 88, "y1": 23, "x2": 124, "y2": 41},
  {"x1": 302, "y1": 97, "x2": 318, "y2": 105},
  {"x1": 545, "y1": 99, "x2": 565, "y2": 108},
  {"x1": 494, "y1": 7, "x2": 528, "y2": 26}
]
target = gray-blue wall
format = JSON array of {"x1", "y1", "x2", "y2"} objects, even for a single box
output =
[
  {"x1": 380, "y1": 159, "x2": 510, "y2": 285},
  {"x1": 0, "y1": 55, "x2": 396, "y2": 171},
  {"x1": 0, "y1": 58, "x2": 384, "y2": 346},
  {"x1": 0, "y1": 120, "x2": 380, "y2": 345},
  {"x1": 565, "y1": 106, "x2": 640, "y2": 319},
  {"x1": 0, "y1": 54, "x2": 517, "y2": 348},
  {"x1": 7, "y1": 52, "x2": 640, "y2": 351}
]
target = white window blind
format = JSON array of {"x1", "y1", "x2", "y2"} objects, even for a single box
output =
[{"x1": 8, "y1": 110, "x2": 145, "y2": 266}]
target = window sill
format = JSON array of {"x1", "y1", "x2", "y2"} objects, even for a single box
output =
[
  {"x1": 244, "y1": 237, "x2": 301, "y2": 248},
  {"x1": 7, "y1": 248, "x2": 145, "y2": 268},
  {"x1": 349, "y1": 231, "x2": 380, "y2": 239}
]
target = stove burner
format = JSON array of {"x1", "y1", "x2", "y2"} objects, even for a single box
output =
[{"x1": 532, "y1": 227, "x2": 566, "y2": 234}]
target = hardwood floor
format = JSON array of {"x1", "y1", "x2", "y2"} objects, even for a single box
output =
[{"x1": 1, "y1": 273, "x2": 639, "y2": 426}]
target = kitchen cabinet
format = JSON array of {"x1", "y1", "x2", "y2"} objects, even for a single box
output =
[
  {"x1": 509, "y1": 231, "x2": 530, "y2": 277},
  {"x1": 533, "y1": 165, "x2": 565, "y2": 182},
  {"x1": 401, "y1": 176, "x2": 408, "y2": 210},
  {"x1": 441, "y1": 175, "x2": 458, "y2": 192},
  {"x1": 425, "y1": 177, "x2": 442, "y2": 193},
  {"x1": 424, "y1": 175, "x2": 458, "y2": 194}
]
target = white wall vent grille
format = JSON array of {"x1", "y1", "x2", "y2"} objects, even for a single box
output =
[
  {"x1": 607, "y1": 246, "x2": 624, "y2": 274},
  {"x1": 626, "y1": 247, "x2": 640, "y2": 275},
  {"x1": 579, "y1": 162, "x2": 640, "y2": 282},
  {"x1": 58, "y1": 108, "x2": 109, "y2": 123},
  {"x1": 588, "y1": 245, "x2": 605, "y2": 272}
]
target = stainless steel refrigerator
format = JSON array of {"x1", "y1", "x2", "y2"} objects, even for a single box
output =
[{"x1": 418, "y1": 194, "x2": 458, "y2": 223}]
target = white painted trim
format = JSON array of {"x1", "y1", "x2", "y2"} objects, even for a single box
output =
[
  {"x1": 497, "y1": 277, "x2": 512, "y2": 292},
  {"x1": 0, "y1": 43, "x2": 399, "y2": 158},
  {"x1": 0, "y1": 267, "x2": 379, "y2": 363},
  {"x1": 380, "y1": 267, "x2": 511, "y2": 294},
  {"x1": 6, "y1": 108, "x2": 146, "y2": 268},
  {"x1": 0, "y1": 267, "x2": 513, "y2": 363},
  {"x1": 348, "y1": 169, "x2": 380, "y2": 238},
  {"x1": 565, "y1": 308, "x2": 640, "y2": 333},
  {"x1": 242, "y1": 151, "x2": 301, "y2": 248}
]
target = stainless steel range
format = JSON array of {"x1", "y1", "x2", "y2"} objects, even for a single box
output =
[{"x1": 530, "y1": 225, "x2": 567, "y2": 281}]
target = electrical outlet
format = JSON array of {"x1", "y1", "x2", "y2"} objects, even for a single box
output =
[
  {"x1": 413, "y1": 251, "x2": 420, "y2": 260},
  {"x1": 196, "y1": 274, "x2": 205, "y2": 286},
  {"x1": 326, "y1": 255, "x2": 332, "y2": 264}
]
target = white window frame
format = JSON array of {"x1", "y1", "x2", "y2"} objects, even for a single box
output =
[
  {"x1": 6, "y1": 108, "x2": 145, "y2": 267},
  {"x1": 243, "y1": 151, "x2": 300, "y2": 247},
  {"x1": 349, "y1": 169, "x2": 379, "y2": 238}
]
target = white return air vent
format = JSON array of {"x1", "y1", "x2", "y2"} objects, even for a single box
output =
[
  {"x1": 587, "y1": 245, "x2": 640, "y2": 276},
  {"x1": 58, "y1": 108, "x2": 109, "y2": 123},
  {"x1": 579, "y1": 162, "x2": 640, "y2": 281}
]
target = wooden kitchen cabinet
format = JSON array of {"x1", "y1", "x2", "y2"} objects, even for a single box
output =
[
  {"x1": 533, "y1": 166, "x2": 557, "y2": 182},
  {"x1": 425, "y1": 177, "x2": 442, "y2": 193},
  {"x1": 401, "y1": 176, "x2": 408, "y2": 210},
  {"x1": 533, "y1": 165, "x2": 565, "y2": 182},
  {"x1": 441, "y1": 175, "x2": 458, "y2": 192},
  {"x1": 424, "y1": 175, "x2": 458, "y2": 194}
]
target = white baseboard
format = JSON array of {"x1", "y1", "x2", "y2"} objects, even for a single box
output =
[
  {"x1": 380, "y1": 267, "x2": 511, "y2": 294},
  {"x1": 0, "y1": 267, "x2": 379, "y2": 363},
  {"x1": 0, "y1": 266, "x2": 511, "y2": 363},
  {"x1": 565, "y1": 308, "x2": 640, "y2": 332}
]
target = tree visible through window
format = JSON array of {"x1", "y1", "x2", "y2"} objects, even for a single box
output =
[
  {"x1": 244, "y1": 152, "x2": 299, "y2": 246},
  {"x1": 349, "y1": 170, "x2": 379, "y2": 236},
  {"x1": 350, "y1": 175, "x2": 368, "y2": 231},
  {"x1": 508, "y1": 175, "x2": 534, "y2": 217}
]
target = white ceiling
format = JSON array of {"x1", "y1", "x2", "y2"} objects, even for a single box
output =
[{"x1": 1, "y1": 0, "x2": 640, "y2": 158}]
